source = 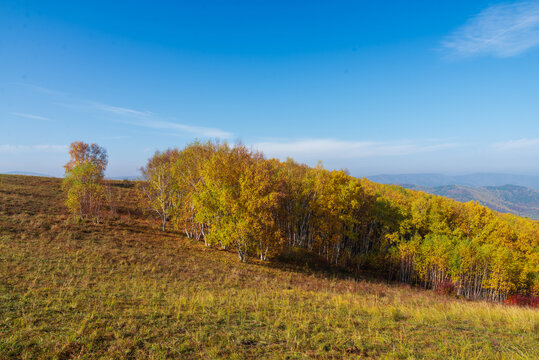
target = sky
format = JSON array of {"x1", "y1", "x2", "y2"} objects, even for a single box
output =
[{"x1": 1, "y1": 0, "x2": 539, "y2": 178}]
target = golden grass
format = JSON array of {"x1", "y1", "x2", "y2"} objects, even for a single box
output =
[{"x1": 0, "y1": 174, "x2": 538, "y2": 359}]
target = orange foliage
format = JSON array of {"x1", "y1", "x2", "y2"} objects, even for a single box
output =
[{"x1": 64, "y1": 141, "x2": 108, "y2": 176}]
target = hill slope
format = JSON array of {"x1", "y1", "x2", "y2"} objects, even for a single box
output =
[
  {"x1": 0, "y1": 174, "x2": 538, "y2": 359},
  {"x1": 404, "y1": 184, "x2": 539, "y2": 220}
]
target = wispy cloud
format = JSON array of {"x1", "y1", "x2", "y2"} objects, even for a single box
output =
[
  {"x1": 113, "y1": 117, "x2": 233, "y2": 139},
  {"x1": 253, "y1": 139, "x2": 457, "y2": 160},
  {"x1": 0, "y1": 144, "x2": 68, "y2": 153},
  {"x1": 81, "y1": 98, "x2": 232, "y2": 139},
  {"x1": 88, "y1": 101, "x2": 233, "y2": 138},
  {"x1": 90, "y1": 102, "x2": 152, "y2": 117},
  {"x1": 443, "y1": 0, "x2": 539, "y2": 58},
  {"x1": 11, "y1": 112, "x2": 50, "y2": 121},
  {"x1": 15, "y1": 83, "x2": 67, "y2": 97},
  {"x1": 493, "y1": 138, "x2": 539, "y2": 150},
  {"x1": 129, "y1": 118, "x2": 233, "y2": 139},
  {"x1": 17, "y1": 83, "x2": 233, "y2": 139}
]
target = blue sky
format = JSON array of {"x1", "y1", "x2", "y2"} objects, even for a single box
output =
[{"x1": 1, "y1": 0, "x2": 539, "y2": 177}]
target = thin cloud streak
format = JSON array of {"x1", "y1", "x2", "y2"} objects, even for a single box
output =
[
  {"x1": 19, "y1": 83, "x2": 233, "y2": 139},
  {"x1": 15, "y1": 83, "x2": 68, "y2": 97},
  {"x1": 493, "y1": 138, "x2": 539, "y2": 150},
  {"x1": 11, "y1": 112, "x2": 50, "y2": 121},
  {"x1": 89, "y1": 100, "x2": 232, "y2": 138},
  {"x1": 254, "y1": 139, "x2": 457, "y2": 160},
  {"x1": 90, "y1": 102, "x2": 152, "y2": 117},
  {"x1": 122, "y1": 118, "x2": 234, "y2": 139},
  {"x1": 443, "y1": 0, "x2": 539, "y2": 58},
  {"x1": 56, "y1": 92, "x2": 234, "y2": 139}
]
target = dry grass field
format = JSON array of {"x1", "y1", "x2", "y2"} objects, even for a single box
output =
[{"x1": 0, "y1": 174, "x2": 537, "y2": 359}]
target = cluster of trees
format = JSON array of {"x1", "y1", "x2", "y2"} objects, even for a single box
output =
[
  {"x1": 62, "y1": 141, "x2": 108, "y2": 222},
  {"x1": 139, "y1": 141, "x2": 539, "y2": 301},
  {"x1": 60, "y1": 141, "x2": 537, "y2": 301}
]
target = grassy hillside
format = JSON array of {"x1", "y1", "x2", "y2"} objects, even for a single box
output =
[
  {"x1": 404, "y1": 184, "x2": 539, "y2": 220},
  {"x1": 0, "y1": 174, "x2": 538, "y2": 359}
]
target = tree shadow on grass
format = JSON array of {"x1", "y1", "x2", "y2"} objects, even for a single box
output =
[{"x1": 261, "y1": 247, "x2": 357, "y2": 281}]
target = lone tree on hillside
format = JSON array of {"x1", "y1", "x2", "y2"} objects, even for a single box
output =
[{"x1": 63, "y1": 141, "x2": 108, "y2": 222}]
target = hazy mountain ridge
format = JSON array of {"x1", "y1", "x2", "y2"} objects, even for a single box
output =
[
  {"x1": 3, "y1": 171, "x2": 55, "y2": 177},
  {"x1": 402, "y1": 184, "x2": 539, "y2": 220},
  {"x1": 369, "y1": 173, "x2": 539, "y2": 190},
  {"x1": 367, "y1": 173, "x2": 539, "y2": 219}
]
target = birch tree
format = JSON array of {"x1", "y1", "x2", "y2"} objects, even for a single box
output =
[{"x1": 138, "y1": 149, "x2": 179, "y2": 231}]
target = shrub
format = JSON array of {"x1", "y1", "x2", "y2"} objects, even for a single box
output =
[
  {"x1": 436, "y1": 280, "x2": 456, "y2": 296},
  {"x1": 505, "y1": 294, "x2": 538, "y2": 308}
]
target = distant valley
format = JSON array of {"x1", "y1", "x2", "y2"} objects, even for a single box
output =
[
  {"x1": 405, "y1": 184, "x2": 539, "y2": 220},
  {"x1": 369, "y1": 173, "x2": 539, "y2": 220}
]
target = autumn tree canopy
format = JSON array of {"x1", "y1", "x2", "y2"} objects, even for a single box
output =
[
  {"x1": 137, "y1": 141, "x2": 539, "y2": 301},
  {"x1": 64, "y1": 141, "x2": 108, "y2": 176}
]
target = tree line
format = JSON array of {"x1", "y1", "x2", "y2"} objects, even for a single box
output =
[{"x1": 63, "y1": 141, "x2": 539, "y2": 302}]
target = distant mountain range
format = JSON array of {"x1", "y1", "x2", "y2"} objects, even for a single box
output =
[
  {"x1": 368, "y1": 173, "x2": 539, "y2": 190},
  {"x1": 367, "y1": 173, "x2": 539, "y2": 220},
  {"x1": 403, "y1": 184, "x2": 539, "y2": 220}
]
